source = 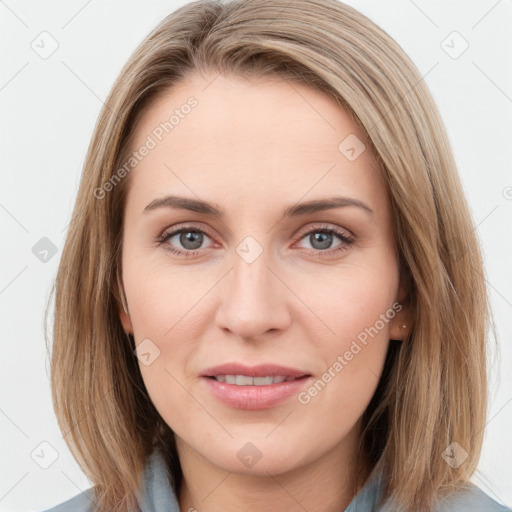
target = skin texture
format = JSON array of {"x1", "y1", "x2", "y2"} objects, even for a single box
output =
[{"x1": 119, "y1": 71, "x2": 411, "y2": 512}]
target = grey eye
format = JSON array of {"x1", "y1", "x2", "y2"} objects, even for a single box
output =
[
  {"x1": 170, "y1": 230, "x2": 207, "y2": 250},
  {"x1": 298, "y1": 230, "x2": 343, "y2": 251}
]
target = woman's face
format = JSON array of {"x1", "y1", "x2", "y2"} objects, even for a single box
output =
[{"x1": 119, "y1": 71, "x2": 409, "y2": 476}]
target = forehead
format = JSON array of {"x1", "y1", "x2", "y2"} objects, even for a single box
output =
[
  {"x1": 132, "y1": 71, "x2": 369, "y2": 157},
  {"x1": 125, "y1": 71, "x2": 385, "y2": 216}
]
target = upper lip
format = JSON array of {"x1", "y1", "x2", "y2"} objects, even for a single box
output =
[{"x1": 201, "y1": 363, "x2": 311, "y2": 378}]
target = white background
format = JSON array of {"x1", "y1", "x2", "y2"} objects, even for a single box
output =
[{"x1": 0, "y1": 0, "x2": 511, "y2": 510}]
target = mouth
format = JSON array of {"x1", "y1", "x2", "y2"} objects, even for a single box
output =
[
  {"x1": 200, "y1": 363, "x2": 312, "y2": 409},
  {"x1": 207, "y1": 374, "x2": 307, "y2": 385},
  {"x1": 201, "y1": 362, "x2": 310, "y2": 379}
]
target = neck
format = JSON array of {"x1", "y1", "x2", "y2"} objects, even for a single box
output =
[{"x1": 176, "y1": 425, "x2": 368, "y2": 512}]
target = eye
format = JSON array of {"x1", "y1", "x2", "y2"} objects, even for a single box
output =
[
  {"x1": 156, "y1": 225, "x2": 215, "y2": 257},
  {"x1": 156, "y1": 223, "x2": 355, "y2": 258},
  {"x1": 294, "y1": 224, "x2": 355, "y2": 256}
]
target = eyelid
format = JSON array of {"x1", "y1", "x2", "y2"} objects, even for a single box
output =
[
  {"x1": 157, "y1": 222, "x2": 216, "y2": 241},
  {"x1": 294, "y1": 222, "x2": 353, "y2": 239}
]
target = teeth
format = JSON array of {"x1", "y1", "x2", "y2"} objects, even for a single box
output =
[
  {"x1": 253, "y1": 376, "x2": 277, "y2": 385},
  {"x1": 214, "y1": 375, "x2": 290, "y2": 385},
  {"x1": 234, "y1": 375, "x2": 253, "y2": 385}
]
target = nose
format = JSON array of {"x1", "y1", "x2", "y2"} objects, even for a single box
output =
[{"x1": 214, "y1": 241, "x2": 291, "y2": 341}]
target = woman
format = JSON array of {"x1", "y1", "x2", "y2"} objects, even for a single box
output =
[{"x1": 43, "y1": 0, "x2": 509, "y2": 511}]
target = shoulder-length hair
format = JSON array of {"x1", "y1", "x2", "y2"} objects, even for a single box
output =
[{"x1": 45, "y1": 0, "x2": 491, "y2": 510}]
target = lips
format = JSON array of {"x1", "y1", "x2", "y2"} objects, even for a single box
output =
[
  {"x1": 200, "y1": 363, "x2": 312, "y2": 409},
  {"x1": 201, "y1": 363, "x2": 310, "y2": 379}
]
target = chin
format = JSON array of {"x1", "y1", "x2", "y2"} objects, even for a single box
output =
[{"x1": 196, "y1": 434, "x2": 313, "y2": 477}]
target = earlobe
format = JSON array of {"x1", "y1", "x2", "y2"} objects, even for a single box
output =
[
  {"x1": 389, "y1": 318, "x2": 409, "y2": 341},
  {"x1": 390, "y1": 281, "x2": 413, "y2": 340},
  {"x1": 119, "y1": 308, "x2": 133, "y2": 336}
]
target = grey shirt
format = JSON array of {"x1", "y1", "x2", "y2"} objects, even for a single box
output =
[{"x1": 42, "y1": 449, "x2": 511, "y2": 512}]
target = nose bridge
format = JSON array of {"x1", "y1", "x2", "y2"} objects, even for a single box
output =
[
  {"x1": 231, "y1": 233, "x2": 277, "y2": 312},
  {"x1": 233, "y1": 237, "x2": 272, "y2": 299},
  {"x1": 214, "y1": 233, "x2": 289, "y2": 338}
]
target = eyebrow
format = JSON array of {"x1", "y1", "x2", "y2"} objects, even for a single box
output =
[{"x1": 142, "y1": 194, "x2": 374, "y2": 218}]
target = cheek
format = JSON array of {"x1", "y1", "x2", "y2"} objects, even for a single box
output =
[
  {"x1": 293, "y1": 266, "x2": 396, "y2": 410},
  {"x1": 124, "y1": 258, "x2": 213, "y2": 340},
  {"x1": 124, "y1": 262, "x2": 214, "y2": 404},
  {"x1": 298, "y1": 263, "x2": 397, "y2": 346}
]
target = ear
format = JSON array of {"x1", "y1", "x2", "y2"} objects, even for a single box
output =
[
  {"x1": 119, "y1": 303, "x2": 134, "y2": 335},
  {"x1": 388, "y1": 280, "x2": 413, "y2": 341},
  {"x1": 116, "y1": 269, "x2": 133, "y2": 335}
]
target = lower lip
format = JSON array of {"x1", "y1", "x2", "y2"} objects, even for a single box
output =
[{"x1": 201, "y1": 376, "x2": 312, "y2": 410}]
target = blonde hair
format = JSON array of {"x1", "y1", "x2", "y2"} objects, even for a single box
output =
[{"x1": 45, "y1": 0, "x2": 492, "y2": 510}]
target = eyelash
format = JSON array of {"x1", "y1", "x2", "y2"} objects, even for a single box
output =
[{"x1": 156, "y1": 223, "x2": 355, "y2": 258}]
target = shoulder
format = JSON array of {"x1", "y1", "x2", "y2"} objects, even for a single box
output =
[
  {"x1": 41, "y1": 487, "x2": 96, "y2": 512},
  {"x1": 365, "y1": 469, "x2": 510, "y2": 512},
  {"x1": 40, "y1": 448, "x2": 177, "y2": 512},
  {"x1": 435, "y1": 481, "x2": 511, "y2": 512}
]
